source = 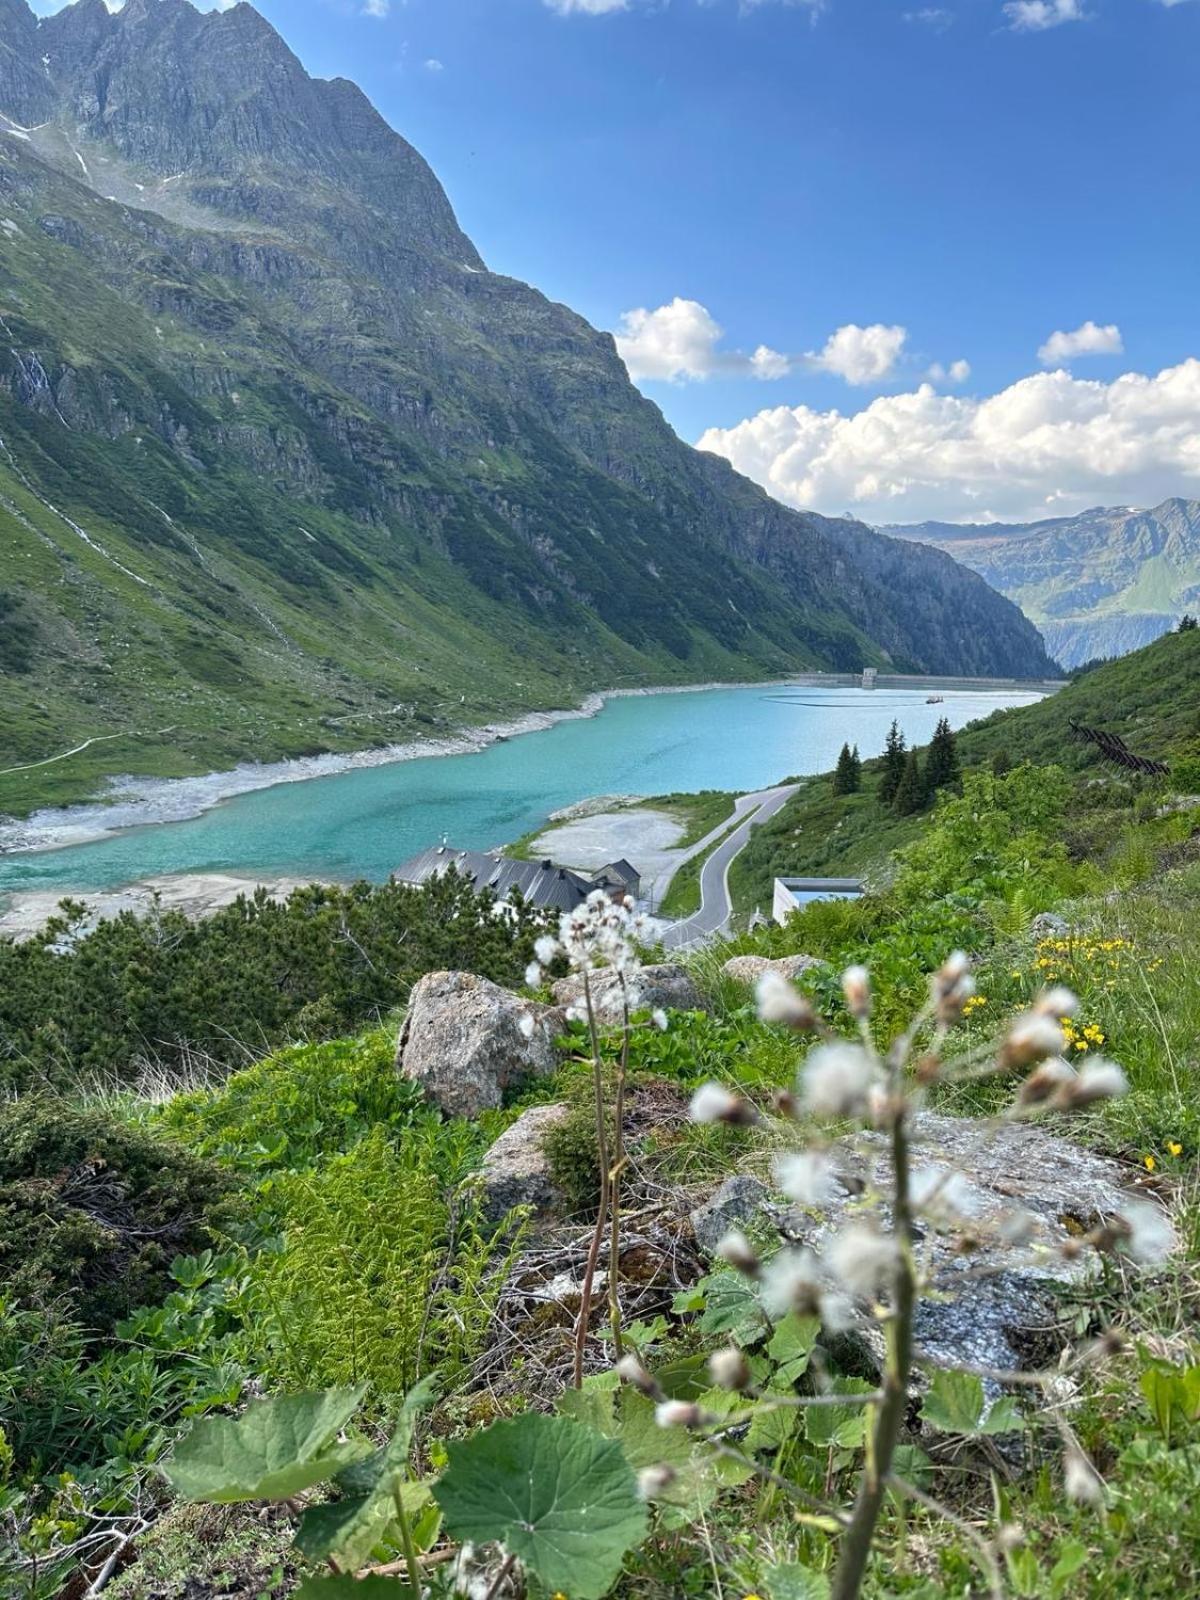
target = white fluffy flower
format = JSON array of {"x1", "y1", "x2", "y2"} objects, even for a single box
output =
[
  {"x1": 1070, "y1": 1057, "x2": 1129, "y2": 1104},
  {"x1": 637, "y1": 1463, "x2": 677, "y2": 1499},
  {"x1": 534, "y1": 934, "x2": 560, "y2": 965},
  {"x1": 651, "y1": 1008, "x2": 669, "y2": 1032},
  {"x1": 800, "y1": 1042, "x2": 879, "y2": 1119},
  {"x1": 841, "y1": 964, "x2": 871, "y2": 1019},
  {"x1": 689, "y1": 1082, "x2": 739, "y2": 1123},
  {"x1": 910, "y1": 1164, "x2": 978, "y2": 1219},
  {"x1": 715, "y1": 1229, "x2": 760, "y2": 1274},
  {"x1": 655, "y1": 1399, "x2": 702, "y2": 1429},
  {"x1": 1064, "y1": 1448, "x2": 1106, "y2": 1506},
  {"x1": 524, "y1": 962, "x2": 542, "y2": 988},
  {"x1": 708, "y1": 1346, "x2": 751, "y2": 1391},
  {"x1": 1002, "y1": 1012, "x2": 1066, "y2": 1067},
  {"x1": 1034, "y1": 985, "x2": 1080, "y2": 1020},
  {"x1": 755, "y1": 970, "x2": 815, "y2": 1029},
  {"x1": 615, "y1": 1353, "x2": 656, "y2": 1393},
  {"x1": 759, "y1": 1247, "x2": 824, "y2": 1320},
  {"x1": 1116, "y1": 1200, "x2": 1174, "y2": 1265},
  {"x1": 517, "y1": 1012, "x2": 536, "y2": 1041},
  {"x1": 826, "y1": 1225, "x2": 899, "y2": 1300},
  {"x1": 773, "y1": 1150, "x2": 836, "y2": 1208}
]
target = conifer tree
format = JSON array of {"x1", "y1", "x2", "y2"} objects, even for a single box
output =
[
  {"x1": 925, "y1": 717, "x2": 960, "y2": 792},
  {"x1": 833, "y1": 742, "x2": 861, "y2": 795},
  {"x1": 878, "y1": 720, "x2": 907, "y2": 804},
  {"x1": 892, "y1": 748, "x2": 926, "y2": 816}
]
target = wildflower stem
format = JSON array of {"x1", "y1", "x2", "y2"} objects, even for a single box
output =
[
  {"x1": 572, "y1": 970, "x2": 612, "y2": 1388},
  {"x1": 830, "y1": 1096, "x2": 916, "y2": 1600},
  {"x1": 389, "y1": 1482, "x2": 422, "y2": 1600},
  {"x1": 607, "y1": 977, "x2": 631, "y2": 1362}
]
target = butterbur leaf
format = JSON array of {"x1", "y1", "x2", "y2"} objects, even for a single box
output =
[
  {"x1": 434, "y1": 1413, "x2": 647, "y2": 1599},
  {"x1": 694, "y1": 1271, "x2": 768, "y2": 1341},
  {"x1": 803, "y1": 1379, "x2": 876, "y2": 1450},
  {"x1": 922, "y1": 1368, "x2": 1021, "y2": 1436},
  {"x1": 296, "y1": 1380, "x2": 439, "y2": 1568},
  {"x1": 165, "y1": 1389, "x2": 368, "y2": 1503},
  {"x1": 765, "y1": 1561, "x2": 831, "y2": 1600},
  {"x1": 767, "y1": 1313, "x2": 819, "y2": 1382}
]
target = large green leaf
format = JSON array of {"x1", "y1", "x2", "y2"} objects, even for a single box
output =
[
  {"x1": 922, "y1": 1369, "x2": 1022, "y2": 1437},
  {"x1": 767, "y1": 1313, "x2": 820, "y2": 1384},
  {"x1": 296, "y1": 1379, "x2": 439, "y2": 1568},
  {"x1": 434, "y1": 1413, "x2": 648, "y2": 1599},
  {"x1": 803, "y1": 1379, "x2": 877, "y2": 1451},
  {"x1": 766, "y1": 1561, "x2": 831, "y2": 1600},
  {"x1": 165, "y1": 1389, "x2": 368, "y2": 1503}
]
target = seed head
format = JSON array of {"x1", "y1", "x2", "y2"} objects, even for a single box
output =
[
  {"x1": 1000, "y1": 1012, "x2": 1066, "y2": 1070},
  {"x1": 841, "y1": 964, "x2": 872, "y2": 1021},
  {"x1": 637, "y1": 1463, "x2": 678, "y2": 1500},
  {"x1": 826, "y1": 1224, "x2": 899, "y2": 1300},
  {"x1": 773, "y1": 1149, "x2": 836, "y2": 1208},
  {"x1": 714, "y1": 1229, "x2": 760, "y2": 1276},
  {"x1": 756, "y1": 971, "x2": 816, "y2": 1030},
  {"x1": 708, "y1": 1346, "x2": 752, "y2": 1391},
  {"x1": 1063, "y1": 1448, "x2": 1106, "y2": 1507},
  {"x1": 800, "y1": 1042, "x2": 880, "y2": 1120},
  {"x1": 615, "y1": 1353, "x2": 659, "y2": 1396},
  {"x1": 655, "y1": 1399, "x2": 704, "y2": 1429},
  {"x1": 1033, "y1": 985, "x2": 1079, "y2": 1020},
  {"x1": 689, "y1": 1082, "x2": 758, "y2": 1126}
]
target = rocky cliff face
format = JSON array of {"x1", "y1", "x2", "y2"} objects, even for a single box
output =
[
  {"x1": 0, "y1": 0, "x2": 1052, "y2": 792},
  {"x1": 883, "y1": 500, "x2": 1200, "y2": 669}
]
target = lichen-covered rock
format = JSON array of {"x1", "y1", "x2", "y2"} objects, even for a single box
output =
[
  {"x1": 689, "y1": 1174, "x2": 770, "y2": 1255},
  {"x1": 395, "y1": 971, "x2": 565, "y2": 1118},
  {"x1": 477, "y1": 1104, "x2": 569, "y2": 1222},
  {"x1": 722, "y1": 953, "x2": 821, "y2": 987},
  {"x1": 775, "y1": 1113, "x2": 1177, "y2": 1381},
  {"x1": 1030, "y1": 912, "x2": 1070, "y2": 939},
  {"x1": 551, "y1": 963, "x2": 709, "y2": 1025}
]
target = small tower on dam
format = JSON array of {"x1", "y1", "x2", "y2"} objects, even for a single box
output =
[{"x1": 861, "y1": 667, "x2": 878, "y2": 690}]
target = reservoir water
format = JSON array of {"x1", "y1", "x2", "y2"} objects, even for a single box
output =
[{"x1": 0, "y1": 683, "x2": 1042, "y2": 900}]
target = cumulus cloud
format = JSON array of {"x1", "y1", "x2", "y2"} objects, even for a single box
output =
[
  {"x1": 362, "y1": 0, "x2": 390, "y2": 16},
  {"x1": 615, "y1": 299, "x2": 726, "y2": 382},
  {"x1": 902, "y1": 7, "x2": 955, "y2": 26},
  {"x1": 1002, "y1": 0, "x2": 1087, "y2": 31},
  {"x1": 543, "y1": 0, "x2": 630, "y2": 14},
  {"x1": 808, "y1": 323, "x2": 907, "y2": 385},
  {"x1": 696, "y1": 359, "x2": 1200, "y2": 524},
  {"x1": 425, "y1": 58, "x2": 445, "y2": 71},
  {"x1": 927, "y1": 358, "x2": 972, "y2": 384},
  {"x1": 1038, "y1": 321, "x2": 1124, "y2": 365}
]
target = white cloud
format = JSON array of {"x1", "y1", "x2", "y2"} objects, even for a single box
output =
[
  {"x1": 696, "y1": 359, "x2": 1200, "y2": 524},
  {"x1": 362, "y1": 0, "x2": 390, "y2": 16},
  {"x1": 751, "y1": 345, "x2": 791, "y2": 380},
  {"x1": 902, "y1": 7, "x2": 954, "y2": 26},
  {"x1": 615, "y1": 298, "x2": 726, "y2": 382},
  {"x1": 1038, "y1": 321, "x2": 1124, "y2": 365},
  {"x1": 424, "y1": 58, "x2": 445, "y2": 72},
  {"x1": 927, "y1": 358, "x2": 972, "y2": 384},
  {"x1": 1002, "y1": 0, "x2": 1086, "y2": 31},
  {"x1": 808, "y1": 323, "x2": 907, "y2": 385},
  {"x1": 544, "y1": 0, "x2": 629, "y2": 14}
]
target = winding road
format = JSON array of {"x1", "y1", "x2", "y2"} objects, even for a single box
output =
[{"x1": 658, "y1": 782, "x2": 799, "y2": 949}]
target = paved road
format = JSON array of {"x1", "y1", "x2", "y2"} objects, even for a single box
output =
[{"x1": 659, "y1": 782, "x2": 799, "y2": 949}]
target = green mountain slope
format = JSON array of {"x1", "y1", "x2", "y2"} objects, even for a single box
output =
[
  {"x1": 0, "y1": 0, "x2": 1052, "y2": 814},
  {"x1": 883, "y1": 499, "x2": 1200, "y2": 668}
]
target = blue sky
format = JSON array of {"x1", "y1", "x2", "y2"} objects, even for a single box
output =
[{"x1": 30, "y1": 0, "x2": 1200, "y2": 522}]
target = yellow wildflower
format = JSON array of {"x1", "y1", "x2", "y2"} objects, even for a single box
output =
[
  {"x1": 1144, "y1": 1155, "x2": 1157, "y2": 1172},
  {"x1": 1167, "y1": 1141, "x2": 1183, "y2": 1158}
]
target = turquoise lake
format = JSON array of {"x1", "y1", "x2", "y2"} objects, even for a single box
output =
[{"x1": 0, "y1": 684, "x2": 1042, "y2": 898}]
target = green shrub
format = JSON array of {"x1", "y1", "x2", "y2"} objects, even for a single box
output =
[
  {"x1": 160, "y1": 1028, "x2": 426, "y2": 1173},
  {"x1": 0, "y1": 1099, "x2": 233, "y2": 1332}
]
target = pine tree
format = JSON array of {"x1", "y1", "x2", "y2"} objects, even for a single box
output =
[
  {"x1": 991, "y1": 747, "x2": 1014, "y2": 777},
  {"x1": 1179, "y1": 614, "x2": 1198, "y2": 632},
  {"x1": 833, "y1": 742, "x2": 861, "y2": 795},
  {"x1": 850, "y1": 743, "x2": 862, "y2": 789},
  {"x1": 925, "y1": 717, "x2": 960, "y2": 792},
  {"x1": 892, "y1": 748, "x2": 926, "y2": 816},
  {"x1": 878, "y1": 720, "x2": 907, "y2": 804}
]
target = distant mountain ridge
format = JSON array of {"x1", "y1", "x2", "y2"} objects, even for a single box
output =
[
  {"x1": 881, "y1": 499, "x2": 1200, "y2": 669},
  {"x1": 0, "y1": 0, "x2": 1051, "y2": 809}
]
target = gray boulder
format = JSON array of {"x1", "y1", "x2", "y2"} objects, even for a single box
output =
[
  {"x1": 778, "y1": 1113, "x2": 1177, "y2": 1380},
  {"x1": 396, "y1": 971, "x2": 565, "y2": 1118},
  {"x1": 722, "y1": 953, "x2": 821, "y2": 987},
  {"x1": 1030, "y1": 912, "x2": 1070, "y2": 940},
  {"x1": 551, "y1": 963, "x2": 709, "y2": 1025},
  {"x1": 690, "y1": 1174, "x2": 770, "y2": 1255},
  {"x1": 477, "y1": 1104, "x2": 569, "y2": 1222}
]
